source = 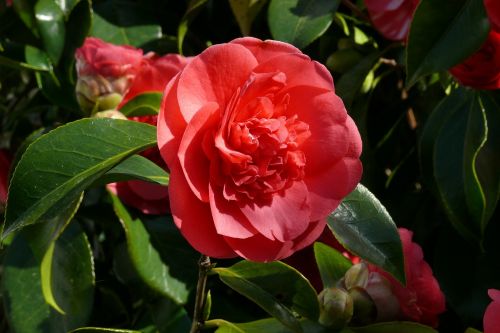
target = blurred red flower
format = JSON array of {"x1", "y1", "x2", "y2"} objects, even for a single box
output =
[
  {"x1": 364, "y1": 0, "x2": 420, "y2": 41},
  {"x1": 449, "y1": 30, "x2": 500, "y2": 90},
  {"x1": 484, "y1": 289, "x2": 500, "y2": 333}
]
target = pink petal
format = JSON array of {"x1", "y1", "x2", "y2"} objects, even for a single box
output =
[
  {"x1": 239, "y1": 181, "x2": 311, "y2": 242},
  {"x1": 484, "y1": 294, "x2": 500, "y2": 333},
  {"x1": 209, "y1": 183, "x2": 258, "y2": 239},
  {"x1": 178, "y1": 102, "x2": 220, "y2": 202},
  {"x1": 253, "y1": 54, "x2": 334, "y2": 92},
  {"x1": 488, "y1": 289, "x2": 500, "y2": 302},
  {"x1": 290, "y1": 219, "x2": 327, "y2": 253},
  {"x1": 168, "y1": 163, "x2": 236, "y2": 258},
  {"x1": 286, "y1": 88, "x2": 351, "y2": 174},
  {"x1": 176, "y1": 43, "x2": 258, "y2": 124},
  {"x1": 224, "y1": 233, "x2": 294, "y2": 262},
  {"x1": 106, "y1": 182, "x2": 169, "y2": 215},
  {"x1": 305, "y1": 157, "x2": 362, "y2": 221},
  {"x1": 157, "y1": 75, "x2": 186, "y2": 168},
  {"x1": 365, "y1": 0, "x2": 405, "y2": 12},
  {"x1": 231, "y1": 37, "x2": 301, "y2": 63},
  {"x1": 127, "y1": 180, "x2": 169, "y2": 200}
]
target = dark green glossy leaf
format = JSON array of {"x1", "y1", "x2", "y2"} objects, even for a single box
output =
[
  {"x1": 54, "y1": 0, "x2": 80, "y2": 17},
  {"x1": 91, "y1": 13, "x2": 161, "y2": 47},
  {"x1": 177, "y1": 0, "x2": 208, "y2": 54},
  {"x1": 268, "y1": 0, "x2": 340, "y2": 49},
  {"x1": 120, "y1": 92, "x2": 162, "y2": 117},
  {"x1": 40, "y1": 223, "x2": 94, "y2": 319},
  {"x1": 0, "y1": 42, "x2": 52, "y2": 72},
  {"x1": 229, "y1": 0, "x2": 267, "y2": 36},
  {"x1": 208, "y1": 318, "x2": 328, "y2": 333},
  {"x1": 327, "y1": 184, "x2": 405, "y2": 284},
  {"x1": 3, "y1": 118, "x2": 157, "y2": 239},
  {"x1": 419, "y1": 88, "x2": 495, "y2": 241},
  {"x1": 350, "y1": 321, "x2": 437, "y2": 333},
  {"x1": 406, "y1": 0, "x2": 490, "y2": 86},
  {"x1": 335, "y1": 51, "x2": 380, "y2": 109},
  {"x1": 109, "y1": 193, "x2": 189, "y2": 304},
  {"x1": 134, "y1": 298, "x2": 191, "y2": 333},
  {"x1": 2, "y1": 230, "x2": 92, "y2": 332},
  {"x1": 98, "y1": 154, "x2": 169, "y2": 186},
  {"x1": 35, "y1": 0, "x2": 65, "y2": 64},
  {"x1": 213, "y1": 261, "x2": 320, "y2": 332},
  {"x1": 313, "y1": 242, "x2": 352, "y2": 289}
]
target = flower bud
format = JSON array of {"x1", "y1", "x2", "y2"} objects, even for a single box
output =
[
  {"x1": 349, "y1": 286, "x2": 377, "y2": 326},
  {"x1": 318, "y1": 287, "x2": 353, "y2": 329},
  {"x1": 344, "y1": 262, "x2": 369, "y2": 290},
  {"x1": 364, "y1": 272, "x2": 400, "y2": 322},
  {"x1": 93, "y1": 110, "x2": 128, "y2": 120}
]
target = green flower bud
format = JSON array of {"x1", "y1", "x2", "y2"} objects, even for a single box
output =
[
  {"x1": 344, "y1": 262, "x2": 369, "y2": 290},
  {"x1": 318, "y1": 287, "x2": 353, "y2": 329},
  {"x1": 349, "y1": 286, "x2": 377, "y2": 326}
]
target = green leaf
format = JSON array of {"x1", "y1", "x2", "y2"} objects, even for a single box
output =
[
  {"x1": 313, "y1": 242, "x2": 352, "y2": 289},
  {"x1": 3, "y1": 118, "x2": 157, "y2": 239},
  {"x1": 120, "y1": 92, "x2": 162, "y2": 117},
  {"x1": 40, "y1": 223, "x2": 94, "y2": 319},
  {"x1": 335, "y1": 51, "x2": 380, "y2": 109},
  {"x1": 177, "y1": 0, "x2": 208, "y2": 54},
  {"x1": 98, "y1": 154, "x2": 169, "y2": 186},
  {"x1": 134, "y1": 298, "x2": 192, "y2": 333},
  {"x1": 350, "y1": 321, "x2": 438, "y2": 333},
  {"x1": 268, "y1": 0, "x2": 340, "y2": 49},
  {"x1": 419, "y1": 88, "x2": 496, "y2": 241},
  {"x1": 207, "y1": 318, "x2": 328, "y2": 333},
  {"x1": 0, "y1": 42, "x2": 52, "y2": 72},
  {"x1": 327, "y1": 184, "x2": 405, "y2": 284},
  {"x1": 465, "y1": 328, "x2": 483, "y2": 333},
  {"x1": 91, "y1": 13, "x2": 161, "y2": 47},
  {"x1": 109, "y1": 193, "x2": 189, "y2": 304},
  {"x1": 69, "y1": 329, "x2": 141, "y2": 333},
  {"x1": 213, "y1": 261, "x2": 320, "y2": 332},
  {"x1": 406, "y1": 0, "x2": 490, "y2": 86},
  {"x1": 2, "y1": 232, "x2": 92, "y2": 332},
  {"x1": 35, "y1": 0, "x2": 66, "y2": 64},
  {"x1": 229, "y1": 0, "x2": 268, "y2": 36}
]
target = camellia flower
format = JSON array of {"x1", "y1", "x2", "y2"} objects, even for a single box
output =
[
  {"x1": 484, "y1": 0, "x2": 500, "y2": 33},
  {"x1": 0, "y1": 149, "x2": 11, "y2": 212},
  {"x1": 364, "y1": 0, "x2": 420, "y2": 41},
  {"x1": 449, "y1": 30, "x2": 500, "y2": 90},
  {"x1": 369, "y1": 228, "x2": 446, "y2": 327},
  {"x1": 484, "y1": 289, "x2": 500, "y2": 333},
  {"x1": 75, "y1": 37, "x2": 144, "y2": 112},
  {"x1": 157, "y1": 37, "x2": 362, "y2": 262}
]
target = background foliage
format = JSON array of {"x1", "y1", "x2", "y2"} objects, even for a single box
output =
[{"x1": 1, "y1": 0, "x2": 499, "y2": 332}]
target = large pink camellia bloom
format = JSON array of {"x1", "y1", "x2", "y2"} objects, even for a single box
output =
[
  {"x1": 449, "y1": 30, "x2": 500, "y2": 90},
  {"x1": 484, "y1": 289, "x2": 500, "y2": 333},
  {"x1": 364, "y1": 0, "x2": 420, "y2": 41},
  {"x1": 369, "y1": 228, "x2": 446, "y2": 327},
  {"x1": 157, "y1": 37, "x2": 362, "y2": 262}
]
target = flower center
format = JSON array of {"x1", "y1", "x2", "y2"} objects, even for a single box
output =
[{"x1": 215, "y1": 72, "x2": 311, "y2": 203}]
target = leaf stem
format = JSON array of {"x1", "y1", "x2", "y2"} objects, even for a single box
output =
[
  {"x1": 190, "y1": 254, "x2": 212, "y2": 333},
  {"x1": 341, "y1": 0, "x2": 370, "y2": 22}
]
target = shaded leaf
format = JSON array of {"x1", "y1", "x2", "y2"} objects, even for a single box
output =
[
  {"x1": 40, "y1": 223, "x2": 94, "y2": 320},
  {"x1": 69, "y1": 329, "x2": 140, "y2": 333},
  {"x1": 208, "y1": 318, "x2": 328, "y2": 333},
  {"x1": 313, "y1": 242, "x2": 352, "y2": 289},
  {"x1": 3, "y1": 118, "x2": 157, "y2": 239},
  {"x1": 98, "y1": 154, "x2": 169, "y2": 186},
  {"x1": 268, "y1": 0, "x2": 340, "y2": 49},
  {"x1": 327, "y1": 184, "x2": 405, "y2": 284},
  {"x1": 110, "y1": 193, "x2": 189, "y2": 304},
  {"x1": 213, "y1": 261, "x2": 320, "y2": 332},
  {"x1": 177, "y1": 0, "x2": 208, "y2": 54},
  {"x1": 229, "y1": 0, "x2": 267, "y2": 36},
  {"x1": 35, "y1": 0, "x2": 66, "y2": 63},
  {"x1": 120, "y1": 92, "x2": 162, "y2": 117},
  {"x1": 91, "y1": 13, "x2": 161, "y2": 47},
  {"x1": 406, "y1": 0, "x2": 490, "y2": 86}
]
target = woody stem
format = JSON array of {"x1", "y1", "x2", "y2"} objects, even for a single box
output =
[{"x1": 189, "y1": 254, "x2": 212, "y2": 333}]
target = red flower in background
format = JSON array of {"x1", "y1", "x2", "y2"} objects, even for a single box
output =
[
  {"x1": 157, "y1": 37, "x2": 362, "y2": 262},
  {"x1": 484, "y1": 289, "x2": 500, "y2": 333},
  {"x1": 370, "y1": 228, "x2": 445, "y2": 327},
  {"x1": 449, "y1": 30, "x2": 500, "y2": 90},
  {"x1": 484, "y1": 0, "x2": 500, "y2": 33},
  {"x1": 364, "y1": 0, "x2": 420, "y2": 41},
  {"x1": 0, "y1": 150, "x2": 12, "y2": 209}
]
